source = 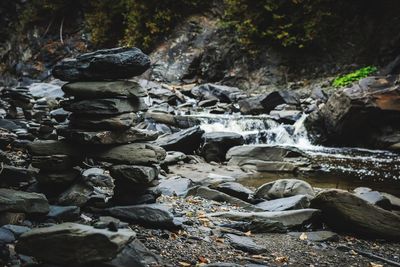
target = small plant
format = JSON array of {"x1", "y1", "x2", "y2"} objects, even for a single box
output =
[{"x1": 332, "y1": 66, "x2": 378, "y2": 88}]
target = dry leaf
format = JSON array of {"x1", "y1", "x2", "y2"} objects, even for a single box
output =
[
  {"x1": 275, "y1": 256, "x2": 289, "y2": 263},
  {"x1": 198, "y1": 256, "x2": 210, "y2": 264},
  {"x1": 299, "y1": 232, "x2": 308, "y2": 240},
  {"x1": 178, "y1": 261, "x2": 191, "y2": 267},
  {"x1": 369, "y1": 263, "x2": 383, "y2": 267},
  {"x1": 244, "y1": 231, "x2": 252, "y2": 236}
]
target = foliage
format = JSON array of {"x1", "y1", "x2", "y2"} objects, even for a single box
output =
[{"x1": 332, "y1": 66, "x2": 378, "y2": 88}]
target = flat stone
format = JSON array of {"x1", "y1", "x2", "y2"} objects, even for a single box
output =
[
  {"x1": 311, "y1": 189, "x2": 400, "y2": 240},
  {"x1": 62, "y1": 98, "x2": 147, "y2": 115},
  {"x1": 110, "y1": 165, "x2": 158, "y2": 185},
  {"x1": 62, "y1": 80, "x2": 147, "y2": 99},
  {"x1": 47, "y1": 205, "x2": 81, "y2": 222},
  {"x1": 288, "y1": 231, "x2": 339, "y2": 242},
  {"x1": 1, "y1": 225, "x2": 31, "y2": 237},
  {"x1": 353, "y1": 187, "x2": 391, "y2": 210},
  {"x1": 0, "y1": 228, "x2": 15, "y2": 244},
  {"x1": 0, "y1": 165, "x2": 36, "y2": 187},
  {"x1": 191, "y1": 83, "x2": 243, "y2": 103},
  {"x1": 28, "y1": 140, "x2": 81, "y2": 156},
  {"x1": 201, "y1": 132, "x2": 245, "y2": 162},
  {"x1": 213, "y1": 182, "x2": 253, "y2": 202},
  {"x1": 255, "y1": 179, "x2": 315, "y2": 200},
  {"x1": 31, "y1": 155, "x2": 75, "y2": 172},
  {"x1": 157, "y1": 177, "x2": 193, "y2": 196},
  {"x1": 256, "y1": 195, "x2": 310, "y2": 211},
  {"x1": 52, "y1": 47, "x2": 150, "y2": 81},
  {"x1": 0, "y1": 189, "x2": 49, "y2": 214},
  {"x1": 154, "y1": 126, "x2": 204, "y2": 154},
  {"x1": 58, "y1": 127, "x2": 158, "y2": 145},
  {"x1": 221, "y1": 219, "x2": 287, "y2": 233},
  {"x1": 16, "y1": 223, "x2": 135, "y2": 265},
  {"x1": 93, "y1": 143, "x2": 166, "y2": 165},
  {"x1": 36, "y1": 170, "x2": 79, "y2": 187},
  {"x1": 69, "y1": 113, "x2": 138, "y2": 130},
  {"x1": 107, "y1": 204, "x2": 175, "y2": 229},
  {"x1": 225, "y1": 234, "x2": 267, "y2": 254}
]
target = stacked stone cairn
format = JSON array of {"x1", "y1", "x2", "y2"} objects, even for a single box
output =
[{"x1": 28, "y1": 47, "x2": 166, "y2": 207}]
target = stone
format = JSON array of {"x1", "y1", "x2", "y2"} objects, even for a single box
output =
[
  {"x1": 0, "y1": 165, "x2": 36, "y2": 187},
  {"x1": 288, "y1": 231, "x2": 339, "y2": 242},
  {"x1": 28, "y1": 140, "x2": 81, "y2": 156},
  {"x1": 311, "y1": 189, "x2": 400, "y2": 240},
  {"x1": 226, "y1": 145, "x2": 310, "y2": 172},
  {"x1": 110, "y1": 165, "x2": 158, "y2": 185},
  {"x1": 47, "y1": 205, "x2": 80, "y2": 222},
  {"x1": 163, "y1": 151, "x2": 187, "y2": 165},
  {"x1": 145, "y1": 111, "x2": 200, "y2": 129},
  {"x1": 213, "y1": 182, "x2": 253, "y2": 202},
  {"x1": 31, "y1": 155, "x2": 75, "y2": 172},
  {"x1": 1, "y1": 225, "x2": 31, "y2": 237},
  {"x1": 0, "y1": 189, "x2": 49, "y2": 214},
  {"x1": 93, "y1": 143, "x2": 166, "y2": 165},
  {"x1": 238, "y1": 95, "x2": 268, "y2": 115},
  {"x1": 62, "y1": 98, "x2": 147, "y2": 115},
  {"x1": 29, "y1": 82, "x2": 64, "y2": 99},
  {"x1": 188, "y1": 186, "x2": 263, "y2": 212},
  {"x1": 209, "y1": 209, "x2": 320, "y2": 228},
  {"x1": 381, "y1": 192, "x2": 400, "y2": 210},
  {"x1": 201, "y1": 132, "x2": 245, "y2": 162},
  {"x1": 255, "y1": 195, "x2": 310, "y2": 211},
  {"x1": 0, "y1": 228, "x2": 15, "y2": 244},
  {"x1": 353, "y1": 187, "x2": 391, "y2": 210},
  {"x1": 53, "y1": 47, "x2": 150, "y2": 81},
  {"x1": 154, "y1": 126, "x2": 204, "y2": 154},
  {"x1": 255, "y1": 179, "x2": 315, "y2": 200},
  {"x1": 107, "y1": 204, "x2": 175, "y2": 229},
  {"x1": 260, "y1": 91, "x2": 299, "y2": 113},
  {"x1": 62, "y1": 80, "x2": 147, "y2": 99},
  {"x1": 191, "y1": 83, "x2": 243, "y2": 103},
  {"x1": 270, "y1": 110, "x2": 302, "y2": 124},
  {"x1": 50, "y1": 108, "x2": 70, "y2": 122},
  {"x1": 16, "y1": 223, "x2": 135, "y2": 265},
  {"x1": 69, "y1": 113, "x2": 138, "y2": 130},
  {"x1": 157, "y1": 177, "x2": 193, "y2": 196},
  {"x1": 57, "y1": 127, "x2": 158, "y2": 145},
  {"x1": 225, "y1": 234, "x2": 267, "y2": 254},
  {"x1": 36, "y1": 170, "x2": 79, "y2": 187},
  {"x1": 221, "y1": 219, "x2": 287, "y2": 233}
]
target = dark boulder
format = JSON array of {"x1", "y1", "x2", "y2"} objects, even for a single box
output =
[
  {"x1": 154, "y1": 126, "x2": 204, "y2": 154},
  {"x1": 201, "y1": 132, "x2": 244, "y2": 162},
  {"x1": 191, "y1": 83, "x2": 243, "y2": 103},
  {"x1": 62, "y1": 98, "x2": 147, "y2": 115}
]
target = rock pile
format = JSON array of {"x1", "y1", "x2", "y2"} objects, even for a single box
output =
[{"x1": 29, "y1": 47, "x2": 166, "y2": 206}]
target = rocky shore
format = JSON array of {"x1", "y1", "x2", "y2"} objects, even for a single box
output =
[{"x1": 0, "y1": 47, "x2": 399, "y2": 267}]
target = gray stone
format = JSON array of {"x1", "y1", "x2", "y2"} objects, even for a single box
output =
[
  {"x1": 36, "y1": 170, "x2": 79, "y2": 187},
  {"x1": 0, "y1": 189, "x2": 49, "y2": 214},
  {"x1": 62, "y1": 98, "x2": 147, "y2": 115},
  {"x1": 311, "y1": 189, "x2": 400, "y2": 240},
  {"x1": 69, "y1": 113, "x2": 138, "y2": 130},
  {"x1": 29, "y1": 82, "x2": 64, "y2": 99},
  {"x1": 58, "y1": 127, "x2": 158, "y2": 145},
  {"x1": 163, "y1": 151, "x2": 187, "y2": 165},
  {"x1": 53, "y1": 47, "x2": 150, "y2": 81},
  {"x1": 0, "y1": 165, "x2": 36, "y2": 187},
  {"x1": 238, "y1": 94, "x2": 269, "y2": 115},
  {"x1": 31, "y1": 155, "x2": 75, "y2": 172},
  {"x1": 16, "y1": 223, "x2": 135, "y2": 265},
  {"x1": 201, "y1": 132, "x2": 245, "y2": 162},
  {"x1": 62, "y1": 80, "x2": 147, "y2": 99},
  {"x1": 255, "y1": 179, "x2": 315, "y2": 200},
  {"x1": 110, "y1": 165, "x2": 158, "y2": 185},
  {"x1": 0, "y1": 228, "x2": 14, "y2": 244},
  {"x1": 221, "y1": 219, "x2": 287, "y2": 233},
  {"x1": 107, "y1": 204, "x2": 175, "y2": 228},
  {"x1": 191, "y1": 83, "x2": 243, "y2": 103},
  {"x1": 1, "y1": 225, "x2": 31, "y2": 237},
  {"x1": 260, "y1": 91, "x2": 299, "y2": 113},
  {"x1": 47, "y1": 205, "x2": 80, "y2": 222},
  {"x1": 28, "y1": 140, "x2": 80, "y2": 156},
  {"x1": 154, "y1": 126, "x2": 204, "y2": 154},
  {"x1": 353, "y1": 187, "x2": 391, "y2": 210},
  {"x1": 256, "y1": 195, "x2": 310, "y2": 211},
  {"x1": 270, "y1": 110, "x2": 302, "y2": 124},
  {"x1": 288, "y1": 231, "x2": 338, "y2": 242},
  {"x1": 145, "y1": 111, "x2": 200, "y2": 129},
  {"x1": 213, "y1": 182, "x2": 253, "y2": 202},
  {"x1": 157, "y1": 177, "x2": 193, "y2": 196},
  {"x1": 225, "y1": 234, "x2": 267, "y2": 254}
]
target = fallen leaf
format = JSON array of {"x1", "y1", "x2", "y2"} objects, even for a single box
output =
[
  {"x1": 369, "y1": 263, "x2": 383, "y2": 267},
  {"x1": 299, "y1": 232, "x2": 308, "y2": 240},
  {"x1": 178, "y1": 261, "x2": 191, "y2": 267},
  {"x1": 244, "y1": 231, "x2": 252, "y2": 236},
  {"x1": 275, "y1": 256, "x2": 289, "y2": 263},
  {"x1": 198, "y1": 256, "x2": 210, "y2": 264}
]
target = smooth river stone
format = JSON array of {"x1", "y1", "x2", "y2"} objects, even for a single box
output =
[
  {"x1": 57, "y1": 127, "x2": 158, "y2": 145},
  {"x1": 52, "y1": 47, "x2": 150, "y2": 81},
  {"x1": 69, "y1": 113, "x2": 138, "y2": 130},
  {"x1": 31, "y1": 155, "x2": 75, "y2": 171},
  {"x1": 0, "y1": 189, "x2": 49, "y2": 214},
  {"x1": 110, "y1": 165, "x2": 158, "y2": 185},
  {"x1": 62, "y1": 80, "x2": 147, "y2": 99},
  {"x1": 62, "y1": 98, "x2": 147, "y2": 115},
  {"x1": 28, "y1": 140, "x2": 81, "y2": 156}
]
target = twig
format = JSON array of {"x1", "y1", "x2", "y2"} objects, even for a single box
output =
[
  {"x1": 59, "y1": 16, "x2": 65, "y2": 44},
  {"x1": 338, "y1": 245, "x2": 400, "y2": 267},
  {"x1": 42, "y1": 17, "x2": 55, "y2": 38}
]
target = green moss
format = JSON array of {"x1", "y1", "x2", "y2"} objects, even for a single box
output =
[{"x1": 332, "y1": 66, "x2": 378, "y2": 88}]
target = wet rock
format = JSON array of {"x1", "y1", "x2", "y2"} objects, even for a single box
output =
[
  {"x1": 28, "y1": 82, "x2": 64, "y2": 99},
  {"x1": 288, "y1": 231, "x2": 338, "y2": 242},
  {"x1": 188, "y1": 186, "x2": 262, "y2": 212},
  {"x1": 110, "y1": 165, "x2": 158, "y2": 185},
  {"x1": 157, "y1": 177, "x2": 193, "y2": 196},
  {"x1": 221, "y1": 219, "x2": 287, "y2": 233},
  {"x1": 0, "y1": 189, "x2": 49, "y2": 214},
  {"x1": 2, "y1": 225, "x2": 31, "y2": 237},
  {"x1": 95, "y1": 239, "x2": 162, "y2": 267},
  {"x1": 69, "y1": 113, "x2": 138, "y2": 130},
  {"x1": 199, "y1": 99, "x2": 218, "y2": 107},
  {"x1": 270, "y1": 110, "x2": 302, "y2": 124},
  {"x1": 0, "y1": 228, "x2": 15, "y2": 244},
  {"x1": 353, "y1": 187, "x2": 391, "y2": 210},
  {"x1": 53, "y1": 47, "x2": 150, "y2": 81},
  {"x1": 311, "y1": 189, "x2": 400, "y2": 240},
  {"x1": 163, "y1": 151, "x2": 187, "y2": 165},
  {"x1": 62, "y1": 80, "x2": 147, "y2": 99},
  {"x1": 226, "y1": 145, "x2": 310, "y2": 172},
  {"x1": 28, "y1": 140, "x2": 81, "y2": 156},
  {"x1": 225, "y1": 234, "x2": 267, "y2": 254},
  {"x1": 107, "y1": 204, "x2": 175, "y2": 228},
  {"x1": 62, "y1": 98, "x2": 147, "y2": 115},
  {"x1": 154, "y1": 126, "x2": 204, "y2": 154},
  {"x1": 209, "y1": 209, "x2": 320, "y2": 228},
  {"x1": 201, "y1": 132, "x2": 244, "y2": 162},
  {"x1": 31, "y1": 155, "x2": 75, "y2": 172},
  {"x1": 255, "y1": 179, "x2": 315, "y2": 200},
  {"x1": 36, "y1": 169, "x2": 79, "y2": 187},
  {"x1": 191, "y1": 83, "x2": 243, "y2": 103},
  {"x1": 145, "y1": 112, "x2": 200, "y2": 129},
  {"x1": 16, "y1": 222, "x2": 135, "y2": 265},
  {"x1": 256, "y1": 195, "x2": 310, "y2": 211},
  {"x1": 57, "y1": 127, "x2": 158, "y2": 145},
  {"x1": 0, "y1": 165, "x2": 36, "y2": 187},
  {"x1": 213, "y1": 182, "x2": 253, "y2": 202},
  {"x1": 47, "y1": 205, "x2": 80, "y2": 222},
  {"x1": 381, "y1": 192, "x2": 400, "y2": 210},
  {"x1": 238, "y1": 95, "x2": 267, "y2": 115},
  {"x1": 50, "y1": 108, "x2": 70, "y2": 123},
  {"x1": 93, "y1": 143, "x2": 166, "y2": 165}
]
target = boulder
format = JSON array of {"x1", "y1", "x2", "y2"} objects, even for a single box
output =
[
  {"x1": 225, "y1": 234, "x2": 267, "y2": 254},
  {"x1": 255, "y1": 195, "x2": 310, "y2": 211},
  {"x1": 201, "y1": 132, "x2": 244, "y2": 162},
  {"x1": 110, "y1": 165, "x2": 158, "y2": 185},
  {"x1": 238, "y1": 95, "x2": 267, "y2": 115},
  {"x1": 255, "y1": 179, "x2": 315, "y2": 200},
  {"x1": 353, "y1": 187, "x2": 391, "y2": 210},
  {"x1": 154, "y1": 126, "x2": 204, "y2": 154},
  {"x1": 16, "y1": 223, "x2": 135, "y2": 265},
  {"x1": 93, "y1": 143, "x2": 166, "y2": 165},
  {"x1": 260, "y1": 91, "x2": 299, "y2": 113},
  {"x1": 311, "y1": 189, "x2": 400, "y2": 240},
  {"x1": 0, "y1": 189, "x2": 49, "y2": 214},
  {"x1": 62, "y1": 98, "x2": 147, "y2": 115},
  {"x1": 270, "y1": 110, "x2": 302, "y2": 124},
  {"x1": 62, "y1": 80, "x2": 147, "y2": 99},
  {"x1": 57, "y1": 127, "x2": 158, "y2": 145},
  {"x1": 31, "y1": 155, "x2": 75, "y2": 172},
  {"x1": 157, "y1": 177, "x2": 193, "y2": 196},
  {"x1": 28, "y1": 140, "x2": 81, "y2": 156},
  {"x1": 69, "y1": 113, "x2": 138, "y2": 130},
  {"x1": 213, "y1": 182, "x2": 254, "y2": 202},
  {"x1": 107, "y1": 204, "x2": 175, "y2": 228},
  {"x1": 53, "y1": 47, "x2": 150, "y2": 81},
  {"x1": 191, "y1": 83, "x2": 243, "y2": 103}
]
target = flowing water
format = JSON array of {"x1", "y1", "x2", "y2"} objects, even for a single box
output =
[{"x1": 183, "y1": 112, "x2": 400, "y2": 194}]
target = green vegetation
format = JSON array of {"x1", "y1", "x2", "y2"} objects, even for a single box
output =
[{"x1": 332, "y1": 66, "x2": 378, "y2": 88}]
